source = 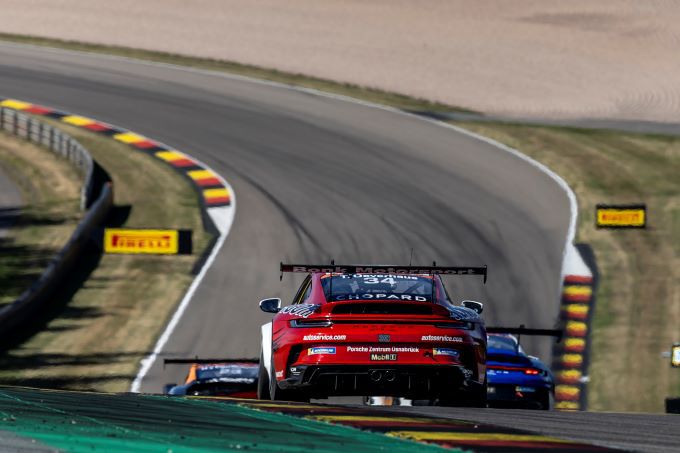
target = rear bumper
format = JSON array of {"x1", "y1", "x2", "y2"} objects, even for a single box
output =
[
  {"x1": 279, "y1": 364, "x2": 472, "y2": 398},
  {"x1": 486, "y1": 383, "x2": 551, "y2": 408}
]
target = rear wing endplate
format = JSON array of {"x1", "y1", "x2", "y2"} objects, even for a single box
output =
[{"x1": 280, "y1": 263, "x2": 487, "y2": 283}]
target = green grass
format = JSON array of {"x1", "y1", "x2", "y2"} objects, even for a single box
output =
[{"x1": 0, "y1": 120, "x2": 211, "y2": 393}]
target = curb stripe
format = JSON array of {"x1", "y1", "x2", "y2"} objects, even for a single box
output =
[
  {"x1": 563, "y1": 286, "x2": 592, "y2": 298},
  {"x1": 560, "y1": 353, "x2": 584, "y2": 367},
  {"x1": 0, "y1": 97, "x2": 232, "y2": 208},
  {"x1": 556, "y1": 369, "x2": 583, "y2": 384},
  {"x1": 0, "y1": 99, "x2": 31, "y2": 109},
  {"x1": 61, "y1": 115, "x2": 96, "y2": 126},
  {"x1": 563, "y1": 304, "x2": 589, "y2": 320},
  {"x1": 188, "y1": 169, "x2": 222, "y2": 187},
  {"x1": 564, "y1": 275, "x2": 593, "y2": 284},
  {"x1": 563, "y1": 338, "x2": 586, "y2": 353},
  {"x1": 556, "y1": 401, "x2": 581, "y2": 411},
  {"x1": 155, "y1": 150, "x2": 198, "y2": 168},
  {"x1": 113, "y1": 131, "x2": 147, "y2": 144},
  {"x1": 565, "y1": 320, "x2": 588, "y2": 337},
  {"x1": 83, "y1": 122, "x2": 113, "y2": 132},
  {"x1": 554, "y1": 263, "x2": 595, "y2": 411}
]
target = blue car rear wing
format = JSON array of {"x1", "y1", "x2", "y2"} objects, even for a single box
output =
[{"x1": 487, "y1": 325, "x2": 562, "y2": 344}]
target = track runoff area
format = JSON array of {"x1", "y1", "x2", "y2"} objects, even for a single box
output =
[{"x1": 0, "y1": 43, "x2": 676, "y2": 452}]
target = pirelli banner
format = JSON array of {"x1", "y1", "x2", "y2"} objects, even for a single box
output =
[
  {"x1": 596, "y1": 204, "x2": 646, "y2": 229},
  {"x1": 104, "y1": 228, "x2": 192, "y2": 255},
  {"x1": 672, "y1": 343, "x2": 680, "y2": 368}
]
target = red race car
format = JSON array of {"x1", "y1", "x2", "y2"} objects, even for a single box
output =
[{"x1": 258, "y1": 263, "x2": 488, "y2": 405}]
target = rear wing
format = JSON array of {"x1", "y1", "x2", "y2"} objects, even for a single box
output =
[
  {"x1": 487, "y1": 325, "x2": 563, "y2": 343},
  {"x1": 163, "y1": 358, "x2": 258, "y2": 368},
  {"x1": 280, "y1": 263, "x2": 487, "y2": 283}
]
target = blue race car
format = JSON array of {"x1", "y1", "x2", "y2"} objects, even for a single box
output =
[{"x1": 485, "y1": 326, "x2": 561, "y2": 410}]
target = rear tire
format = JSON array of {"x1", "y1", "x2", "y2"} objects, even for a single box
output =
[
  {"x1": 539, "y1": 390, "x2": 554, "y2": 410},
  {"x1": 268, "y1": 356, "x2": 309, "y2": 402},
  {"x1": 257, "y1": 353, "x2": 271, "y2": 400}
]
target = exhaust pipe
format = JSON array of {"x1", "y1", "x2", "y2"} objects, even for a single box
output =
[{"x1": 369, "y1": 370, "x2": 383, "y2": 382}]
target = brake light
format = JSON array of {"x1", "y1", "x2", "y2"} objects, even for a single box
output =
[
  {"x1": 488, "y1": 365, "x2": 545, "y2": 376},
  {"x1": 290, "y1": 319, "x2": 332, "y2": 328}
]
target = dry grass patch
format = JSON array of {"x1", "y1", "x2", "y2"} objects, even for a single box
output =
[
  {"x1": 454, "y1": 122, "x2": 680, "y2": 412},
  {"x1": 0, "y1": 131, "x2": 81, "y2": 306},
  {"x1": 0, "y1": 121, "x2": 211, "y2": 392}
]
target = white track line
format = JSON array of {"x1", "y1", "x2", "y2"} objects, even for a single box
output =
[
  {"x1": 129, "y1": 171, "x2": 235, "y2": 393},
  {"x1": 130, "y1": 207, "x2": 234, "y2": 393}
]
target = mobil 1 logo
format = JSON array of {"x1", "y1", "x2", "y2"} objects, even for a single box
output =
[{"x1": 370, "y1": 353, "x2": 397, "y2": 361}]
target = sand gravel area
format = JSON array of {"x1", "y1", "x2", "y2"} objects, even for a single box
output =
[{"x1": 1, "y1": 1, "x2": 679, "y2": 123}]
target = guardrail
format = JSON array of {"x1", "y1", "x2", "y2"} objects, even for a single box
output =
[
  {"x1": 0, "y1": 106, "x2": 103, "y2": 209},
  {"x1": 0, "y1": 107, "x2": 112, "y2": 342}
]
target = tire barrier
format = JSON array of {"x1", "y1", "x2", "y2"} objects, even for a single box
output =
[
  {"x1": 552, "y1": 244, "x2": 598, "y2": 411},
  {"x1": 0, "y1": 107, "x2": 112, "y2": 342}
]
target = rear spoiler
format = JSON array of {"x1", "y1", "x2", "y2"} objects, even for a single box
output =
[
  {"x1": 280, "y1": 263, "x2": 487, "y2": 283},
  {"x1": 163, "y1": 358, "x2": 258, "y2": 368},
  {"x1": 487, "y1": 325, "x2": 563, "y2": 342}
]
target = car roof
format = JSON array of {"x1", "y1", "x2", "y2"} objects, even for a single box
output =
[{"x1": 487, "y1": 334, "x2": 525, "y2": 355}]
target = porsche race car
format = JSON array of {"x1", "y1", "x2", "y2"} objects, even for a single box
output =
[
  {"x1": 258, "y1": 263, "x2": 488, "y2": 405},
  {"x1": 163, "y1": 358, "x2": 259, "y2": 398},
  {"x1": 485, "y1": 326, "x2": 561, "y2": 410}
]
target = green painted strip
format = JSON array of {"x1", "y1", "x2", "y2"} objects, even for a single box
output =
[{"x1": 0, "y1": 387, "x2": 452, "y2": 452}]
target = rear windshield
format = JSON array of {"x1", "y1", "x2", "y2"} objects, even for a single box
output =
[
  {"x1": 487, "y1": 335, "x2": 525, "y2": 354},
  {"x1": 321, "y1": 274, "x2": 433, "y2": 302}
]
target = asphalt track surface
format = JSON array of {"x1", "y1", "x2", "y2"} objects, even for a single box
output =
[
  {"x1": 374, "y1": 406, "x2": 680, "y2": 453},
  {"x1": 1, "y1": 43, "x2": 676, "y2": 452}
]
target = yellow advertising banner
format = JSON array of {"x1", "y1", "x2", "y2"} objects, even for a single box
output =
[
  {"x1": 104, "y1": 229, "x2": 179, "y2": 254},
  {"x1": 596, "y1": 205, "x2": 646, "y2": 228},
  {"x1": 672, "y1": 344, "x2": 680, "y2": 368}
]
